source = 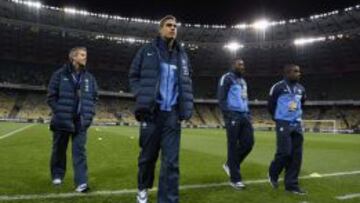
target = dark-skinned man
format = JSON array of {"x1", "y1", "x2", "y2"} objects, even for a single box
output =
[
  {"x1": 268, "y1": 64, "x2": 307, "y2": 195},
  {"x1": 217, "y1": 58, "x2": 254, "y2": 190}
]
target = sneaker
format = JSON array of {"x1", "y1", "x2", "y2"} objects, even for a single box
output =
[
  {"x1": 268, "y1": 173, "x2": 279, "y2": 189},
  {"x1": 229, "y1": 181, "x2": 246, "y2": 190},
  {"x1": 136, "y1": 189, "x2": 148, "y2": 203},
  {"x1": 52, "y1": 178, "x2": 62, "y2": 186},
  {"x1": 75, "y1": 183, "x2": 90, "y2": 193},
  {"x1": 286, "y1": 187, "x2": 307, "y2": 195},
  {"x1": 222, "y1": 164, "x2": 230, "y2": 177}
]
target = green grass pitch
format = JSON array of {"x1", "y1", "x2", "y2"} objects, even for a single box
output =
[{"x1": 0, "y1": 122, "x2": 359, "y2": 203}]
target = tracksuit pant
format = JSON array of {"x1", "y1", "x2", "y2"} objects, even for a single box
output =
[
  {"x1": 269, "y1": 120, "x2": 304, "y2": 190},
  {"x1": 50, "y1": 129, "x2": 88, "y2": 186},
  {"x1": 137, "y1": 109, "x2": 181, "y2": 203},
  {"x1": 224, "y1": 114, "x2": 254, "y2": 183}
]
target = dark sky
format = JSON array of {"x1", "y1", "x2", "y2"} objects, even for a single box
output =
[{"x1": 43, "y1": 0, "x2": 360, "y2": 24}]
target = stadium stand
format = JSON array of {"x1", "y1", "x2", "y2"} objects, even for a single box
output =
[{"x1": 0, "y1": 0, "x2": 360, "y2": 132}]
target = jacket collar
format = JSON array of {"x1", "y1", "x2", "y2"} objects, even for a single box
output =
[{"x1": 65, "y1": 63, "x2": 86, "y2": 75}]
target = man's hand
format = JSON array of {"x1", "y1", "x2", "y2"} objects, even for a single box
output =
[{"x1": 135, "y1": 108, "x2": 152, "y2": 122}]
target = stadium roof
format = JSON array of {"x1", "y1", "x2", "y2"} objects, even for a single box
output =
[{"x1": 43, "y1": 0, "x2": 360, "y2": 25}]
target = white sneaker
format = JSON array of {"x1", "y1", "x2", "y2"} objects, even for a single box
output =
[
  {"x1": 52, "y1": 178, "x2": 62, "y2": 185},
  {"x1": 75, "y1": 183, "x2": 90, "y2": 193},
  {"x1": 230, "y1": 181, "x2": 246, "y2": 190},
  {"x1": 222, "y1": 164, "x2": 230, "y2": 177},
  {"x1": 136, "y1": 189, "x2": 148, "y2": 203}
]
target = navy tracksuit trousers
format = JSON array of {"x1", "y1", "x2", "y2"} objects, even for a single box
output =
[
  {"x1": 50, "y1": 129, "x2": 88, "y2": 186},
  {"x1": 224, "y1": 114, "x2": 254, "y2": 183},
  {"x1": 269, "y1": 120, "x2": 304, "y2": 190},
  {"x1": 137, "y1": 109, "x2": 181, "y2": 203}
]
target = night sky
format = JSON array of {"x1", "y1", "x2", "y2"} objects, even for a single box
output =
[{"x1": 42, "y1": 0, "x2": 360, "y2": 24}]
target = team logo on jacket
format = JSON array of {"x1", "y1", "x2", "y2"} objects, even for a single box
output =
[
  {"x1": 182, "y1": 59, "x2": 189, "y2": 76},
  {"x1": 288, "y1": 101, "x2": 297, "y2": 111},
  {"x1": 85, "y1": 79, "x2": 89, "y2": 92}
]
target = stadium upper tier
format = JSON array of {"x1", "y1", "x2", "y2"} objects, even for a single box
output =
[
  {"x1": 1, "y1": 0, "x2": 360, "y2": 44},
  {"x1": 0, "y1": 0, "x2": 360, "y2": 100}
]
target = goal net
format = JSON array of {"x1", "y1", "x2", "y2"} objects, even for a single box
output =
[{"x1": 302, "y1": 120, "x2": 337, "y2": 134}]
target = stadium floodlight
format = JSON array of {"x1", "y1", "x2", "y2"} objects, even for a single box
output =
[
  {"x1": 293, "y1": 37, "x2": 326, "y2": 46},
  {"x1": 252, "y1": 19, "x2": 270, "y2": 30},
  {"x1": 224, "y1": 42, "x2": 244, "y2": 52},
  {"x1": 17, "y1": 0, "x2": 42, "y2": 9},
  {"x1": 64, "y1": 7, "x2": 77, "y2": 14},
  {"x1": 234, "y1": 24, "x2": 248, "y2": 30},
  {"x1": 127, "y1": 38, "x2": 136, "y2": 44}
]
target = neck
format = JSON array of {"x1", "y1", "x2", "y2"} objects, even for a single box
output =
[
  {"x1": 231, "y1": 69, "x2": 242, "y2": 77},
  {"x1": 72, "y1": 62, "x2": 81, "y2": 73},
  {"x1": 161, "y1": 36, "x2": 175, "y2": 51},
  {"x1": 285, "y1": 78, "x2": 297, "y2": 85}
]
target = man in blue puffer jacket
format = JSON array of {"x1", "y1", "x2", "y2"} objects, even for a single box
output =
[
  {"x1": 129, "y1": 15, "x2": 193, "y2": 203},
  {"x1": 267, "y1": 64, "x2": 307, "y2": 195},
  {"x1": 47, "y1": 47, "x2": 98, "y2": 193},
  {"x1": 217, "y1": 58, "x2": 254, "y2": 190}
]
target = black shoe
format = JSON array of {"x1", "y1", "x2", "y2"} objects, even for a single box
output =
[
  {"x1": 268, "y1": 173, "x2": 279, "y2": 189},
  {"x1": 286, "y1": 187, "x2": 307, "y2": 195}
]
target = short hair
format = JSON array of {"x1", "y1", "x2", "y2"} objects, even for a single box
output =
[
  {"x1": 283, "y1": 64, "x2": 298, "y2": 72},
  {"x1": 68, "y1": 47, "x2": 87, "y2": 61},
  {"x1": 233, "y1": 58, "x2": 244, "y2": 65},
  {"x1": 159, "y1": 15, "x2": 176, "y2": 28}
]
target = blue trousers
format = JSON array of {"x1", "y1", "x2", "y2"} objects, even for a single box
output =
[
  {"x1": 137, "y1": 109, "x2": 181, "y2": 203},
  {"x1": 269, "y1": 121, "x2": 303, "y2": 190},
  {"x1": 225, "y1": 115, "x2": 254, "y2": 182},
  {"x1": 50, "y1": 129, "x2": 88, "y2": 186}
]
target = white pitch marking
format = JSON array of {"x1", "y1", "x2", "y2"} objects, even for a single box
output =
[
  {"x1": 0, "y1": 124, "x2": 36, "y2": 140},
  {"x1": 0, "y1": 170, "x2": 359, "y2": 201},
  {"x1": 336, "y1": 193, "x2": 360, "y2": 200}
]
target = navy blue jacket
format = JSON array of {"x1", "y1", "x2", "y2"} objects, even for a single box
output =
[
  {"x1": 129, "y1": 37, "x2": 193, "y2": 121},
  {"x1": 47, "y1": 64, "x2": 98, "y2": 132},
  {"x1": 268, "y1": 79, "x2": 306, "y2": 123},
  {"x1": 217, "y1": 71, "x2": 250, "y2": 119}
]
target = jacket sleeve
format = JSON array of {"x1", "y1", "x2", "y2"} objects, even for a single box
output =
[
  {"x1": 93, "y1": 76, "x2": 99, "y2": 105},
  {"x1": 128, "y1": 47, "x2": 144, "y2": 97},
  {"x1": 47, "y1": 70, "x2": 61, "y2": 113},
  {"x1": 217, "y1": 74, "x2": 231, "y2": 112},
  {"x1": 267, "y1": 83, "x2": 281, "y2": 118},
  {"x1": 301, "y1": 87, "x2": 307, "y2": 106}
]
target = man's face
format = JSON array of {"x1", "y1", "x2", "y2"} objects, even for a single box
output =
[
  {"x1": 160, "y1": 19, "x2": 177, "y2": 40},
  {"x1": 72, "y1": 50, "x2": 87, "y2": 67},
  {"x1": 287, "y1": 66, "x2": 301, "y2": 82},
  {"x1": 233, "y1": 59, "x2": 245, "y2": 74}
]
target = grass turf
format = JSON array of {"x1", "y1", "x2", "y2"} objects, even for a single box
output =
[{"x1": 0, "y1": 122, "x2": 359, "y2": 202}]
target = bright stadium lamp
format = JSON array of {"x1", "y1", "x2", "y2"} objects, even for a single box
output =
[
  {"x1": 22, "y1": 1, "x2": 42, "y2": 9},
  {"x1": 252, "y1": 19, "x2": 270, "y2": 30},
  {"x1": 64, "y1": 7, "x2": 77, "y2": 14},
  {"x1": 224, "y1": 42, "x2": 244, "y2": 52},
  {"x1": 294, "y1": 37, "x2": 326, "y2": 46}
]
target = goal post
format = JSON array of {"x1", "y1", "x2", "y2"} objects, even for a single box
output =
[{"x1": 302, "y1": 119, "x2": 337, "y2": 134}]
